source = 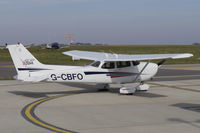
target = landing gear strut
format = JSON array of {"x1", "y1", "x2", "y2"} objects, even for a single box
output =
[{"x1": 97, "y1": 84, "x2": 110, "y2": 92}]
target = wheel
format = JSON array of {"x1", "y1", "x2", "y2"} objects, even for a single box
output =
[
  {"x1": 119, "y1": 86, "x2": 136, "y2": 95},
  {"x1": 136, "y1": 84, "x2": 149, "y2": 91},
  {"x1": 97, "y1": 84, "x2": 110, "y2": 92}
]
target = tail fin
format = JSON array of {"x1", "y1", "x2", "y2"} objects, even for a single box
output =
[{"x1": 7, "y1": 43, "x2": 44, "y2": 80}]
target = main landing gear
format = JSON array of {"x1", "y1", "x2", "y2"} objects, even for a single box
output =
[
  {"x1": 96, "y1": 83, "x2": 150, "y2": 95},
  {"x1": 119, "y1": 83, "x2": 149, "y2": 95},
  {"x1": 97, "y1": 83, "x2": 110, "y2": 92}
]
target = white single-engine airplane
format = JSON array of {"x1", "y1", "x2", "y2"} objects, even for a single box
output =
[{"x1": 7, "y1": 43, "x2": 193, "y2": 94}]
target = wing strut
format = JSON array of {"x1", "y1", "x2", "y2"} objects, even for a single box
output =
[{"x1": 134, "y1": 61, "x2": 150, "y2": 82}]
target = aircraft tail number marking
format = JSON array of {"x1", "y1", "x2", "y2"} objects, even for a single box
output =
[{"x1": 51, "y1": 73, "x2": 83, "y2": 81}]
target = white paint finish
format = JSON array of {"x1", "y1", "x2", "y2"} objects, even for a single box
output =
[{"x1": 63, "y1": 50, "x2": 193, "y2": 61}]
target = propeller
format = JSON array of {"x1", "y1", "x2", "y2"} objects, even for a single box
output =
[{"x1": 157, "y1": 59, "x2": 166, "y2": 66}]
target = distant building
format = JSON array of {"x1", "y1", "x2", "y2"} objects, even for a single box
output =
[
  {"x1": 46, "y1": 42, "x2": 60, "y2": 49},
  {"x1": 192, "y1": 43, "x2": 200, "y2": 45}
]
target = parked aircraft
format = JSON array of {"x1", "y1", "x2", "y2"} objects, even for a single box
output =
[{"x1": 7, "y1": 43, "x2": 193, "y2": 94}]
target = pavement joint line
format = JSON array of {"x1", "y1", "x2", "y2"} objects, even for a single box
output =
[
  {"x1": 0, "y1": 82, "x2": 47, "y2": 87},
  {"x1": 161, "y1": 66, "x2": 200, "y2": 70},
  {"x1": 155, "y1": 75, "x2": 200, "y2": 79},
  {"x1": 149, "y1": 83, "x2": 200, "y2": 93},
  {"x1": 0, "y1": 65, "x2": 14, "y2": 68},
  {"x1": 21, "y1": 93, "x2": 78, "y2": 133},
  {"x1": 174, "y1": 66, "x2": 200, "y2": 70}
]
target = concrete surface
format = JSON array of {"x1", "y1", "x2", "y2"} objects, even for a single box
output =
[
  {"x1": 0, "y1": 79, "x2": 199, "y2": 133},
  {"x1": 0, "y1": 62, "x2": 16, "y2": 78},
  {"x1": 161, "y1": 64, "x2": 200, "y2": 70}
]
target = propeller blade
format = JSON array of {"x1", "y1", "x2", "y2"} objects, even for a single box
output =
[{"x1": 157, "y1": 59, "x2": 166, "y2": 66}]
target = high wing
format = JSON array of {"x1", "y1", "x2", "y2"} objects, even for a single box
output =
[{"x1": 63, "y1": 50, "x2": 193, "y2": 61}]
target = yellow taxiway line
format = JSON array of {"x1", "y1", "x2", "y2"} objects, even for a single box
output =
[
  {"x1": 174, "y1": 66, "x2": 200, "y2": 70},
  {"x1": 0, "y1": 65, "x2": 14, "y2": 68},
  {"x1": 20, "y1": 82, "x2": 200, "y2": 133},
  {"x1": 22, "y1": 94, "x2": 77, "y2": 133},
  {"x1": 189, "y1": 107, "x2": 200, "y2": 110}
]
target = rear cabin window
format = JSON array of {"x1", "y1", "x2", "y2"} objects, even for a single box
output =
[
  {"x1": 91, "y1": 61, "x2": 101, "y2": 67},
  {"x1": 117, "y1": 61, "x2": 131, "y2": 68},
  {"x1": 101, "y1": 62, "x2": 115, "y2": 69}
]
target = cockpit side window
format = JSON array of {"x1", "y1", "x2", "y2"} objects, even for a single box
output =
[
  {"x1": 132, "y1": 61, "x2": 140, "y2": 66},
  {"x1": 117, "y1": 61, "x2": 131, "y2": 68},
  {"x1": 91, "y1": 61, "x2": 101, "y2": 67},
  {"x1": 101, "y1": 62, "x2": 115, "y2": 69}
]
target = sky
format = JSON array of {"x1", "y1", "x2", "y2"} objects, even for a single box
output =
[{"x1": 0, "y1": 0, "x2": 200, "y2": 45}]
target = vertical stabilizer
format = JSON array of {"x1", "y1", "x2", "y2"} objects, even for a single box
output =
[{"x1": 7, "y1": 43, "x2": 44, "y2": 80}]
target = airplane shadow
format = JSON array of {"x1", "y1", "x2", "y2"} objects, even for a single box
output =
[
  {"x1": 59, "y1": 83, "x2": 98, "y2": 90},
  {"x1": 171, "y1": 103, "x2": 200, "y2": 113},
  {"x1": 8, "y1": 83, "x2": 167, "y2": 98},
  {"x1": 60, "y1": 82, "x2": 167, "y2": 98},
  {"x1": 133, "y1": 92, "x2": 167, "y2": 98},
  {"x1": 8, "y1": 89, "x2": 98, "y2": 98}
]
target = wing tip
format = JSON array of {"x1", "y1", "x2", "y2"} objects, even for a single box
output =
[{"x1": 172, "y1": 53, "x2": 193, "y2": 59}]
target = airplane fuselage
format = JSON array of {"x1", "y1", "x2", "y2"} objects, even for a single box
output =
[{"x1": 27, "y1": 61, "x2": 158, "y2": 84}]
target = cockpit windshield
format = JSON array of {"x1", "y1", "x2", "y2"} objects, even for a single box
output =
[{"x1": 90, "y1": 61, "x2": 101, "y2": 67}]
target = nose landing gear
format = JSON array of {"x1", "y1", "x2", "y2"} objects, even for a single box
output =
[
  {"x1": 136, "y1": 82, "x2": 149, "y2": 92},
  {"x1": 119, "y1": 83, "x2": 149, "y2": 95}
]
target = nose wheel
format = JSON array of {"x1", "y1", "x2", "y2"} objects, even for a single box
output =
[{"x1": 136, "y1": 82, "x2": 149, "y2": 92}]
